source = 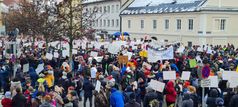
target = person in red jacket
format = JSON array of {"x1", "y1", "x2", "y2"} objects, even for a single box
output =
[
  {"x1": 1, "y1": 91, "x2": 12, "y2": 107},
  {"x1": 166, "y1": 81, "x2": 177, "y2": 107}
]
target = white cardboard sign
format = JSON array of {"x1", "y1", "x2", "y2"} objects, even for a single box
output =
[
  {"x1": 181, "y1": 71, "x2": 191, "y2": 80},
  {"x1": 163, "y1": 71, "x2": 176, "y2": 80},
  {"x1": 36, "y1": 64, "x2": 44, "y2": 74},
  {"x1": 149, "y1": 79, "x2": 165, "y2": 92}
]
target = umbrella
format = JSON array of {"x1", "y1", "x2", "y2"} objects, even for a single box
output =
[
  {"x1": 123, "y1": 32, "x2": 130, "y2": 36},
  {"x1": 113, "y1": 32, "x2": 121, "y2": 37}
]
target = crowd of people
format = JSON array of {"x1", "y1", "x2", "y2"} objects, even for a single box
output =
[{"x1": 0, "y1": 37, "x2": 238, "y2": 107}]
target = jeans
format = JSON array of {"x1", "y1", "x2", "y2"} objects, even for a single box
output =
[{"x1": 84, "y1": 96, "x2": 92, "y2": 107}]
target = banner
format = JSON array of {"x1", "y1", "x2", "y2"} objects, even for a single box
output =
[{"x1": 148, "y1": 46, "x2": 174, "y2": 62}]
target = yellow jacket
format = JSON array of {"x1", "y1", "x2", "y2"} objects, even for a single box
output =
[{"x1": 44, "y1": 74, "x2": 54, "y2": 88}]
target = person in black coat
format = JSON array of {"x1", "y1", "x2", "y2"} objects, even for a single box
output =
[
  {"x1": 12, "y1": 87, "x2": 27, "y2": 107},
  {"x1": 143, "y1": 86, "x2": 158, "y2": 107},
  {"x1": 83, "y1": 77, "x2": 95, "y2": 107},
  {"x1": 206, "y1": 89, "x2": 219, "y2": 107},
  {"x1": 229, "y1": 89, "x2": 238, "y2": 107}
]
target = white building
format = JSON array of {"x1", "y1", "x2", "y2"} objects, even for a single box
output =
[{"x1": 82, "y1": 0, "x2": 126, "y2": 38}]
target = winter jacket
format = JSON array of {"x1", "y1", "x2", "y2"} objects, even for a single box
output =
[
  {"x1": 12, "y1": 93, "x2": 27, "y2": 107},
  {"x1": 190, "y1": 93, "x2": 198, "y2": 107},
  {"x1": 229, "y1": 94, "x2": 238, "y2": 107},
  {"x1": 1, "y1": 98, "x2": 12, "y2": 107},
  {"x1": 29, "y1": 67, "x2": 38, "y2": 87},
  {"x1": 182, "y1": 93, "x2": 194, "y2": 107},
  {"x1": 125, "y1": 100, "x2": 141, "y2": 107},
  {"x1": 110, "y1": 88, "x2": 124, "y2": 107},
  {"x1": 82, "y1": 79, "x2": 95, "y2": 97},
  {"x1": 166, "y1": 81, "x2": 177, "y2": 103},
  {"x1": 143, "y1": 91, "x2": 158, "y2": 107},
  {"x1": 39, "y1": 102, "x2": 54, "y2": 107},
  {"x1": 94, "y1": 90, "x2": 109, "y2": 107},
  {"x1": 206, "y1": 89, "x2": 219, "y2": 107}
]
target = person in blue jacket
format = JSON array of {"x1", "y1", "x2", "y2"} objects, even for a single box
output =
[{"x1": 110, "y1": 88, "x2": 124, "y2": 107}]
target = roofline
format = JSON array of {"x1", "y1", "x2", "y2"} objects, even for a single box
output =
[
  {"x1": 120, "y1": 11, "x2": 202, "y2": 16},
  {"x1": 82, "y1": 0, "x2": 120, "y2": 5}
]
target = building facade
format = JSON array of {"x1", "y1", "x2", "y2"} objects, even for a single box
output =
[
  {"x1": 0, "y1": 0, "x2": 8, "y2": 35},
  {"x1": 82, "y1": 0, "x2": 124, "y2": 38},
  {"x1": 121, "y1": 0, "x2": 238, "y2": 46}
]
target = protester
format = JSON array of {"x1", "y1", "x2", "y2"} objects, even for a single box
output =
[
  {"x1": 125, "y1": 93, "x2": 141, "y2": 107},
  {"x1": 110, "y1": 88, "x2": 124, "y2": 107},
  {"x1": 39, "y1": 94, "x2": 54, "y2": 107},
  {"x1": 206, "y1": 89, "x2": 220, "y2": 107},
  {"x1": 1, "y1": 91, "x2": 12, "y2": 107},
  {"x1": 229, "y1": 87, "x2": 238, "y2": 107},
  {"x1": 182, "y1": 93, "x2": 194, "y2": 107},
  {"x1": 82, "y1": 77, "x2": 95, "y2": 107},
  {"x1": 143, "y1": 86, "x2": 159, "y2": 107},
  {"x1": 165, "y1": 81, "x2": 177, "y2": 107},
  {"x1": 12, "y1": 87, "x2": 27, "y2": 107}
]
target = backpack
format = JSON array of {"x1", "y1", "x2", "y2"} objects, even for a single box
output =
[{"x1": 149, "y1": 99, "x2": 160, "y2": 107}]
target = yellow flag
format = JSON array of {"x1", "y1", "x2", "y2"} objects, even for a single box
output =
[
  {"x1": 139, "y1": 50, "x2": 148, "y2": 57},
  {"x1": 236, "y1": 66, "x2": 238, "y2": 72}
]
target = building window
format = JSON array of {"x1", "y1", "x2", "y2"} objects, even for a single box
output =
[
  {"x1": 177, "y1": 19, "x2": 181, "y2": 30},
  {"x1": 100, "y1": 19, "x2": 102, "y2": 27},
  {"x1": 104, "y1": 20, "x2": 106, "y2": 27},
  {"x1": 107, "y1": 20, "x2": 110, "y2": 27},
  {"x1": 141, "y1": 20, "x2": 144, "y2": 29},
  {"x1": 128, "y1": 20, "x2": 131, "y2": 28},
  {"x1": 165, "y1": 19, "x2": 169, "y2": 30},
  {"x1": 99, "y1": 7, "x2": 102, "y2": 13},
  {"x1": 153, "y1": 20, "x2": 157, "y2": 29},
  {"x1": 220, "y1": 19, "x2": 226, "y2": 30},
  {"x1": 116, "y1": 5, "x2": 119, "y2": 12},
  {"x1": 188, "y1": 19, "x2": 193, "y2": 30},
  {"x1": 112, "y1": 5, "x2": 114, "y2": 13},
  {"x1": 116, "y1": 19, "x2": 119, "y2": 27},
  {"x1": 107, "y1": 6, "x2": 110, "y2": 13},
  {"x1": 104, "y1": 6, "x2": 106, "y2": 13},
  {"x1": 112, "y1": 19, "x2": 114, "y2": 27}
]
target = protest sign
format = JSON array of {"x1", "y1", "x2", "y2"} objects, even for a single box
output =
[
  {"x1": 189, "y1": 59, "x2": 197, "y2": 68},
  {"x1": 201, "y1": 76, "x2": 218, "y2": 87},
  {"x1": 23, "y1": 63, "x2": 29, "y2": 73},
  {"x1": 46, "y1": 53, "x2": 53, "y2": 60},
  {"x1": 95, "y1": 80, "x2": 101, "y2": 92},
  {"x1": 149, "y1": 80, "x2": 165, "y2": 92},
  {"x1": 142, "y1": 62, "x2": 152, "y2": 70},
  {"x1": 108, "y1": 43, "x2": 120, "y2": 54},
  {"x1": 72, "y1": 49, "x2": 77, "y2": 55},
  {"x1": 118, "y1": 56, "x2": 128, "y2": 64},
  {"x1": 222, "y1": 71, "x2": 238, "y2": 80},
  {"x1": 36, "y1": 64, "x2": 44, "y2": 74},
  {"x1": 132, "y1": 81, "x2": 138, "y2": 90},
  {"x1": 181, "y1": 71, "x2": 191, "y2": 80},
  {"x1": 163, "y1": 71, "x2": 176, "y2": 80},
  {"x1": 90, "y1": 51, "x2": 98, "y2": 57},
  {"x1": 147, "y1": 46, "x2": 174, "y2": 63},
  {"x1": 53, "y1": 52, "x2": 59, "y2": 58}
]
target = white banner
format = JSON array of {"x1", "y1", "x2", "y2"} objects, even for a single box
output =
[{"x1": 148, "y1": 46, "x2": 174, "y2": 62}]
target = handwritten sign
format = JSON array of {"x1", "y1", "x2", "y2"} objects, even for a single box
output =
[
  {"x1": 181, "y1": 71, "x2": 191, "y2": 80},
  {"x1": 23, "y1": 63, "x2": 29, "y2": 73},
  {"x1": 163, "y1": 71, "x2": 176, "y2": 80},
  {"x1": 149, "y1": 79, "x2": 165, "y2": 92},
  {"x1": 201, "y1": 76, "x2": 218, "y2": 87},
  {"x1": 118, "y1": 56, "x2": 128, "y2": 64}
]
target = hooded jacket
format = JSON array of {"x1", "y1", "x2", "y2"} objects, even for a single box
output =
[
  {"x1": 110, "y1": 88, "x2": 124, "y2": 107},
  {"x1": 1, "y1": 98, "x2": 12, "y2": 107},
  {"x1": 166, "y1": 81, "x2": 177, "y2": 103},
  {"x1": 182, "y1": 93, "x2": 194, "y2": 107},
  {"x1": 206, "y1": 89, "x2": 219, "y2": 107},
  {"x1": 143, "y1": 91, "x2": 158, "y2": 107}
]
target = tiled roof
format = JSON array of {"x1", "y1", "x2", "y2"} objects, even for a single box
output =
[{"x1": 121, "y1": 0, "x2": 206, "y2": 15}]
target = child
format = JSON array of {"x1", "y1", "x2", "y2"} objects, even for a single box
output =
[{"x1": 1, "y1": 91, "x2": 12, "y2": 107}]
